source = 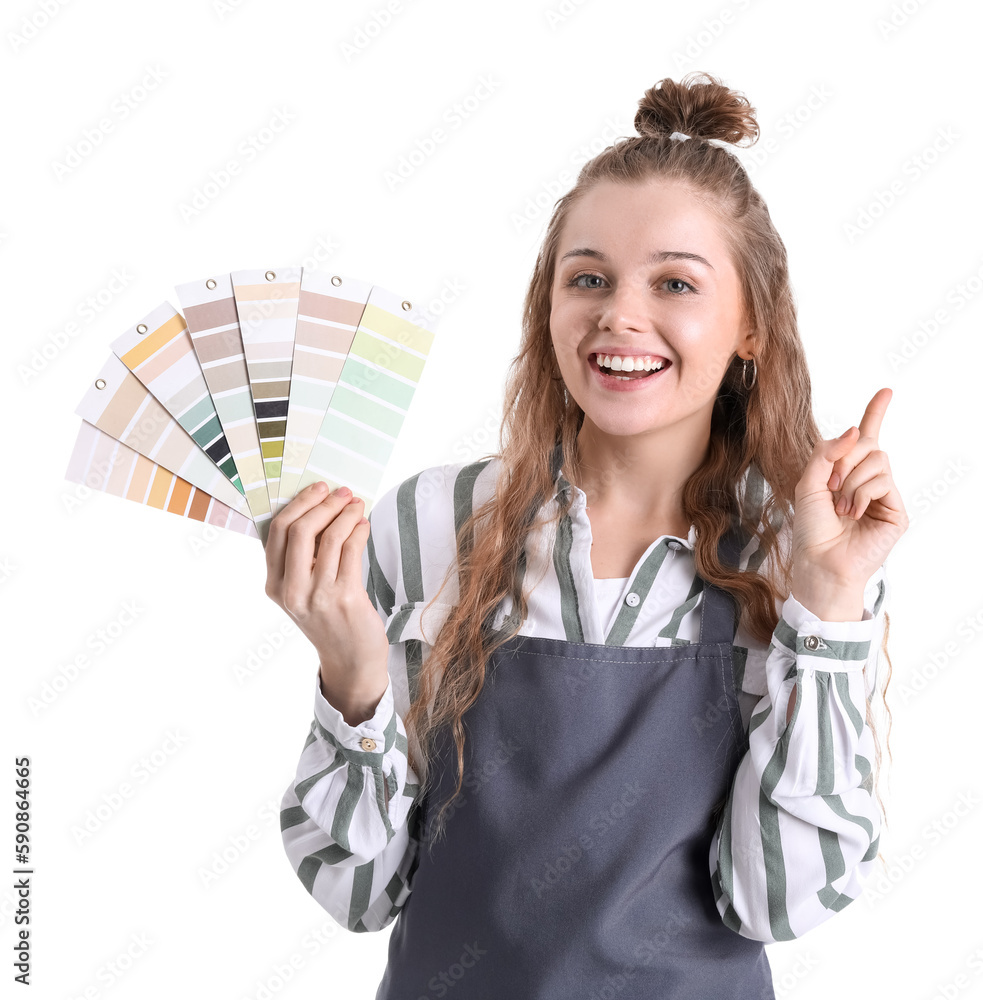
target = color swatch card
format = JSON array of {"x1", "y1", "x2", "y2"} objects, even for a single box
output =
[{"x1": 64, "y1": 265, "x2": 436, "y2": 548}]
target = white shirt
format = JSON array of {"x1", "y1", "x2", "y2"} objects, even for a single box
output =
[{"x1": 280, "y1": 457, "x2": 887, "y2": 943}]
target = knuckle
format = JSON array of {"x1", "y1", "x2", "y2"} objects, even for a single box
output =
[{"x1": 281, "y1": 588, "x2": 308, "y2": 616}]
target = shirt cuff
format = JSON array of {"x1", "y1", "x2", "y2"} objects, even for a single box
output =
[
  {"x1": 777, "y1": 593, "x2": 877, "y2": 668},
  {"x1": 312, "y1": 667, "x2": 395, "y2": 763}
]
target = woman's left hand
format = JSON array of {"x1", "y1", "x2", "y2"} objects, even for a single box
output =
[{"x1": 791, "y1": 387, "x2": 909, "y2": 595}]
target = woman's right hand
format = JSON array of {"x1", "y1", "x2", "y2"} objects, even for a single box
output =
[{"x1": 265, "y1": 482, "x2": 391, "y2": 724}]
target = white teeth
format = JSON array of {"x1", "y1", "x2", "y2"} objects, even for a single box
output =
[{"x1": 596, "y1": 354, "x2": 665, "y2": 372}]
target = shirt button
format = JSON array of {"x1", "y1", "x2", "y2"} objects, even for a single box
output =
[
  {"x1": 625, "y1": 592, "x2": 640, "y2": 607},
  {"x1": 359, "y1": 737, "x2": 377, "y2": 752},
  {"x1": 803, "y1": 635, "x2": 822, "y2": 651},
  {"x1": 667, "y1": 540, "x2": 682, "y2": 551}
]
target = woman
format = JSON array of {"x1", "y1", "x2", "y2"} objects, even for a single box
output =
[{"x1": 270, "y1": 71, "x2": 907, "y2": 999}]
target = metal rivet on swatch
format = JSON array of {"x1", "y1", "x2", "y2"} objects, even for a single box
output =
[
  {"x1": 265, "y1": 270, "x2": 276, "y2": 282},
  {"x1": 331, "y1": 275, "x2": 342, "y2": 287},
  {"x1": 401, "y1": 300, "x2": 411, "y2": 311},
  {"x1": 136, "y1": 324, "x2": 148, "y2": 335},
  {"x1": 206, "y1": 279, "x2": 217, "y2": 290},
  {"x1": 95, "y1": 379, "x2": 107, "y2": 390}
]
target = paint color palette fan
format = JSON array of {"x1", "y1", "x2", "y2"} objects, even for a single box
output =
[{"x1": 64, "y1": 266, "x2": 435, "y2": 546}]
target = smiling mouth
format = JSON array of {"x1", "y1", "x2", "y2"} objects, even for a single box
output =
[{"x1": 588, "y1": 353, "x2": 671, "y2": 380}]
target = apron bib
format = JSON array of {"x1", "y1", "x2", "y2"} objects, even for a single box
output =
[{"x1": 376, "y1": 530, "x2": 775, "y2": 999}]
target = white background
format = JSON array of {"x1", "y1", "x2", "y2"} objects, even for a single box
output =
[{"x1": 3, "y1": 0, "x2": 981, "y2": 997}]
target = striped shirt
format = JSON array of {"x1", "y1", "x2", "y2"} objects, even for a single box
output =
[{"x1": 280, "y1": 457, "x2": 887, "y2": 943}]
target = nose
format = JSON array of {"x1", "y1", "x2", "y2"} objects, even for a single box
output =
[{"x1": 597, "y1": 279, "x2": 652, "y2": 335}]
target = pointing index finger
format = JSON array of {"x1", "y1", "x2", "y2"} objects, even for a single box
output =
[{"x1": 858, "y1": 387, "x2": 892, "y2": 443}]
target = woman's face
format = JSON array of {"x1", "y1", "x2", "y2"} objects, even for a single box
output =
[{"x1": 549, "y1": 177, "x2": 753, "y2": 442}]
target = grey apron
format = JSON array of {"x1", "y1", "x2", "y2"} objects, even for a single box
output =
[{"x1": 375, "y1": 527, "x2": 775, "y2": 999}]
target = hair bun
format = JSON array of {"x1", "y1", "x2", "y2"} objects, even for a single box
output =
[{"x1": 634, "y1": 71, "x2": 759, "y2": 147}]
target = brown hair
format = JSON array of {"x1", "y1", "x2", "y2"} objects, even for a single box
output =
[{"x1": 404, "y1": 70, "x2": 893, "y2": 849}]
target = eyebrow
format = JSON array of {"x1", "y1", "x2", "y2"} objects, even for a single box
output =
[{"x1": 558, "y1": 247, "x2": 715, "y2": 270}]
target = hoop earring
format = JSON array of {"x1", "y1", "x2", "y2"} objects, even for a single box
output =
[{"x1": 741, "y1": 357, "x2": 757, "y2": 391}]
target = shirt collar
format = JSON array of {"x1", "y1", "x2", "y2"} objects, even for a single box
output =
[{"x1": 552, "y1": 467, "x2": 697, "y2": 550}]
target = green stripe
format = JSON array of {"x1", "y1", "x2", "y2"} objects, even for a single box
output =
[
  {"x1": 366, "y1": 515, "x2": 395, "y2": 616},
  {"x1": 773, "y1": 617, "x2": 871, "y2": 662},
  {"x1": 712, "y1": 773, "x2": 743, "y2": 934},
  {"x1": 815, "y1": 825, "x2": 853, "y2": 912},
  {"x1": 295, "y1": 756, "x2": 346, "y2": 802},
  {"x1": 397, "y1": 473, "x2": 423, "y2": 603},
  {"x1": 820, "y1": 792, "x2": 874, "y2": 842},
  {"x1": 658, "y1": 575, "x2": 703, "y2": 644},
  {"x1": 405, "y1": 639, "x2": 423, "y2": 709},
  {"x1": 297, "y1": 842, "x2": 354, "y2": 894},
  {"x1": 329, "y1": 764, "x2": 365, "y2": 851},
  {"x1": 871, "y1": 575, "x2": 886, "y2": 616},
  {"x1": 815, "y1": 674, "x2": 835, "y2": 796},
  {"x1": 279, "y1": 805, "x2": 309, "y2": 831},
  {"x1": 757, "y1": 662, "x2": 805, "y2": 941},
  {"x1": 553, "y1": 508, "x2": 584, "y2": 642},
  {"x1": 350, "y1": 861, "x2": 375, "y2": 930},
  {"x1": 834, "y1": 671, "x2": 865, "y2": 738},
  {"x1": 453, "y1": 459, "x2": 492, "y2": 542},
  {"x1": 605, "y1": 541, "x2": 671, "y2": 645}
]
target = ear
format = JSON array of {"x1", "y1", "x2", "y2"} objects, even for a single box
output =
[{"x1": 737, "y1": 315, "x2": 756, "y2": 359}]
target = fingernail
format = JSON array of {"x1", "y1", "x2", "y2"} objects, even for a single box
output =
[
  {"x1": 835, "y1": 496, "x2": 848, "y2": 514},
  {"x1": 828, "y1": 472, "x2": 840, "y2": 491},
  {"x1": 335, "y1": 486, "x2": 351, "y2": 497}
]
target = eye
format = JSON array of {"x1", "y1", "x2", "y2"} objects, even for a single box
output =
[
  {"x1": 665, "y1": 278, "x2": 696, "y2": 294},
  {"x1": 568, "y1": 272, "x2": 606, "y2": 289}
]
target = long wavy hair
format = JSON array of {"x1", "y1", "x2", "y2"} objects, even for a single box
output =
[{"x1": 404, "y1": 71, "x2": 894, "y2": 849}]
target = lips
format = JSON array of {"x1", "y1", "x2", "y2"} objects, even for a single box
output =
[{"x1": 587, "y1": 353, "x2": 671, "y2": 390}]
